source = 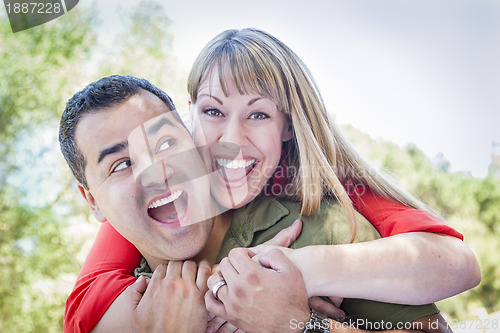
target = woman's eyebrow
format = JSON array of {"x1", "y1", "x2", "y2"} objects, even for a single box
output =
[
  {"x1": 199, "y1": 93, "x2": 223, "y2": 105},
  {"x1": 248, "y1": 97, "x2": 263, "y2": 106}
]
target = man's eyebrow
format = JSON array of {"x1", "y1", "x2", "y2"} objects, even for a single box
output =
[
  {"x1": 97, "y1": 142, "x2": 128, "y2": 164},
  {"x1": 146, "y1": 116, "x2": 175, "y2": 136}
]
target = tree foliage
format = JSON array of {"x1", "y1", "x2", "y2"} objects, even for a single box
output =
[
  {"x1": 0, "y1": 2, "x2": 183, "y2": 331},
  {"x1": 98, "y1": 0, "x2": 188, "y2": 115},
  {"x1": 0, "y1": 9, "x2": 93, "y2": 160},
  {"x1": 343, "y1": 124, "x2": 500, "y2": 316},
  {"x1": 0, "y1": 8, "x2": 96, "y2": 332}
]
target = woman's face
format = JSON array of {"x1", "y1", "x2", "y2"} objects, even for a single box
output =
[{"x1": 191, "y1": 71, "x2": 292, "y2": 209}]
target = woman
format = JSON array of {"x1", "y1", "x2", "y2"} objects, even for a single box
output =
[
  {"x1": 64, "y1": 29, "x2": 479, "y2": 332},
  {"x1": 187, "y1": 27, "x2": 478, "y2": 301}
]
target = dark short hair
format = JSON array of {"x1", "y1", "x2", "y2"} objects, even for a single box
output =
[{"x1": 59, "y1": 75, "x2": 182, "y2": 189}]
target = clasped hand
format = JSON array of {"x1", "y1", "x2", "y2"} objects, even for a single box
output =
[
  {"x1": 131, "y1": 260, "x2": 211, "y2": 333},
  {"x1": 129, "y1": 220, "x2": 344, "y2": 333},
  {"x1": 206, "y1": 220, "x2": 345, "y2": 332}
]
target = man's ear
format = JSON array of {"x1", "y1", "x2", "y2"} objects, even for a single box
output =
[
  {"x1": 78, "y1": 184, "x2": 106, "y2": 223},
  {"x1": 282, "y1": 119, "x2": 293, "y2": 142}
]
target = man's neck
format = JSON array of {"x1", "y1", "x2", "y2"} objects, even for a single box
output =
[{"x1": 145, "y1": 211, "x2": 233, "y2": 271}]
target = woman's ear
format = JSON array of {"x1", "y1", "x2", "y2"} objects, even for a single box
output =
[
  {"x1": 188, "y1": 100, "x2": 193, "y2": 114},
  {"x1": 190, "y1": 101, "x2": 210, "y2": 146},
  {"x1": 189, "y1": 100, "x2": 195, "y2": 125},
  {"x1": 78, "y1": 184, "x2": 106, "y2": 222},
  {"x1": 282, "y1": 119, "x2": 293, "y2": 142}
]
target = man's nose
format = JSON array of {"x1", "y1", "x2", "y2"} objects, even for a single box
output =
[
  {"x1": 219, "y1": 118, "x2": 248, "y2": 146},
  {"x1": 135, "y1": 159, "x2": 174, "y2": 190}
]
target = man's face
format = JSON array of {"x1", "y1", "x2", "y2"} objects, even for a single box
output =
[{"x1": 76, "y1": 90, "x2": 213, "y2": 269}]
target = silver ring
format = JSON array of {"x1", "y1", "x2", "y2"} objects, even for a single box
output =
[{"x1": 212, "y1": 279, "x2": 227, "y2": 301}]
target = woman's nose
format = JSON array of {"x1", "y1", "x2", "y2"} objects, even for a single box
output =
[{"x1": 219, "y1": 118, "x2": 247, "y2": 146}]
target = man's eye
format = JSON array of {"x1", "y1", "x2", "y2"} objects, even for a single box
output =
[
  {"x1": 203, "y1": 108, "x2": 223, "y2": 117},
  {"x1": 249, "y1": 112, "x2": 270, "y2": 120},
  {"x1": 158, "y1": 138, "x2": 175, "y2": 152},
  {"x1": 112, "y1": 160, "x2": 131, "y2": 173}
]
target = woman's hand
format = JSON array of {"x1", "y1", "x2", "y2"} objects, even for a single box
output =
[
  {"x1": 206, "y1": 248, "x2": 311, "y2": 333},
  {"x1": 210, "y1": 219, "x2": 302, "y2": 287}
]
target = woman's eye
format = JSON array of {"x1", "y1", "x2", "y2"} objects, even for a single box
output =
[
  {"x1": 202, "y1": 108, "x2": 223, "y2": 117},
  {"x1": 112, "y1": 160, "x2": 131, "y2": 173},
  {"x1": 249, "y1": 112, "x2": 270, "y2": 120},
  {"x1": 158, "y1": 138, "x2": 175, "y2": 152}
]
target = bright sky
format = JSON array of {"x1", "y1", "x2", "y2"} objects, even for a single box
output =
[{"x1": 83, "y1": 0, "x2": 500, "y2": 178}]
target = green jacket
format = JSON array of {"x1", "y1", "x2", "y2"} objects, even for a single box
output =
[
  {"x1": 216, "y1": 195, "x2": 439, "y2": 327},
  {"x1": 137, "y1": 195, "x2": 439, "y2": 327}
]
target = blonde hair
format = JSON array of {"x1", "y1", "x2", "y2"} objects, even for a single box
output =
[{"x1": 188, "y1": 28, "x2": 425, "y2": 242}]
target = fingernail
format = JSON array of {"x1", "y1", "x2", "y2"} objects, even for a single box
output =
[{"x1": 207, "y1": 326, "x2": 214, "y2": 333}]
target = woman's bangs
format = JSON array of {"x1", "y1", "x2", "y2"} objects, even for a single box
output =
[
  {"x1": 216, "y1": 50, "x2": 259, "y2": 97},
  {"x1": 220, "y1": 48, "x2": 288, "y2": 112}
]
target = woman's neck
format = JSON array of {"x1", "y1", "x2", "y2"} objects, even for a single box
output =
[{"x1": 192, "y1": 210, "x2": 233, "y2": 264}]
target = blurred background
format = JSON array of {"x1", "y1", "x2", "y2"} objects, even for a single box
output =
[{"x1": 0, "y1": 0, "x2": 499, "y2": 331}]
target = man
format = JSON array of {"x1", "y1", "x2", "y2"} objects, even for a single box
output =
[
  {"x1": 60, "y1": 75, "x2": 451, "y2": 333},
  {"x1": 60, "y1": 75, "x2": 304, "y2": 332},
  {"x1": 60, "y1": 75, "x2": 233, "y2": 332}
]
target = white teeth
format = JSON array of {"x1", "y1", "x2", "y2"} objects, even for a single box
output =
[
  {"x1": 216, "y1": 158, "x2": 255, "y2": 169},
  {"x1": 148, "y1": 190, "x2": 182, "y2": 209}
]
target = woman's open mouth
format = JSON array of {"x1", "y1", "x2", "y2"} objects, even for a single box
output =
[
  {"x1": 147, "y1": 190, "x2": 188, "y2": 225},
  {"x1": 215, "y1": 157, "x2": 256, "y2": 182}
]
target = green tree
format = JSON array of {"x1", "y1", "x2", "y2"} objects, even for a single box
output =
[
  {"x1": 343, "y1": 124, "x2": 500, "y2": 316},
  {"x1": 1, "y1": 2, "x2": 184, "y2": 331},
  {"x1": 0, "y1": 9, "x2": 96, "y2": 332},
  {"x1": 98, "y1": 0, "x2": 188, "y2": 115},
  {"x1": 475, "y1": 176, "x2": 500, "y2": 232}
]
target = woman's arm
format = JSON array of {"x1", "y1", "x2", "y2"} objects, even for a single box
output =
[
  {"x1": 251, "y1": 188, "x2": 480, "y2": 304},
  {"x1": 207, "y1": 248, "x2": 453, "y2": 333},
  {"x1": 294, "y1": 231, "x2": 479, "y2": 304},
  {"x1": 64, "y1": 221, "x2": 141, "y2": 333},
  {"x1": 330, "y1": 186, "x2": 480, "y2": 303}
]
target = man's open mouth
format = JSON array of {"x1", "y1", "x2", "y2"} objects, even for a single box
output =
[
  {"x1": 147, "y1": 190, "x2": 188, "y2": 224},
  {"x1": 215, "y1": 158, "x2": 256, "y2": 182}
]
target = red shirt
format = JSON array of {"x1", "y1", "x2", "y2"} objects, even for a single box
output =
[
  {"x1": 64, "y1": 222, "x2": 141, "y2": 332},
  {"x1": 64, "y1": 188, "x2": 462, "y2": 332}
]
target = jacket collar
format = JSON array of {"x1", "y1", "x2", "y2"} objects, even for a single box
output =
[{"x1": 229, "y1": 195, "x2": 290, "y2": 247}]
